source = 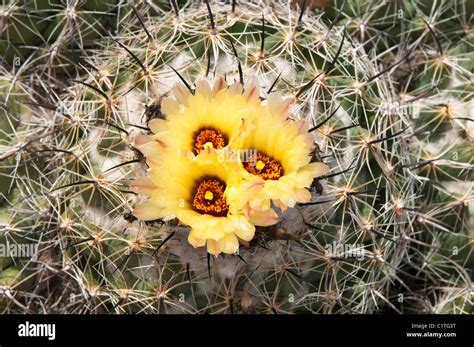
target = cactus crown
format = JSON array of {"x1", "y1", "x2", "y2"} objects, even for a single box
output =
[{"x1": 0, "y1": 0, "x2": 472, "y2": 314}]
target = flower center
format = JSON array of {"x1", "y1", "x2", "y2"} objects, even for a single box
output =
[
  {"x1": 193, "y1": 127, "x2": 227, "y2": 155},
  {"x1": 244, "y1": 151, "x2": 283, "y2": 180},
  {"x1": 193, "y1": 178, "x2": 229, "y2": 217}
]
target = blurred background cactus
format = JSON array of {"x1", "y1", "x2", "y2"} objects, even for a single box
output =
[{"x1": 0, "y1": 0, "x2": 472, "y2": 314}]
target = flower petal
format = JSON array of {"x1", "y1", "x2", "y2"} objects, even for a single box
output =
[
  {"x1": 228, "y1": 82, "x2": 243, "y2": 95},
  {"x1": 218, "y1": 233, "x2": 239, "y2": 254},
  {"x1": 173, "y1": 82, "x2": 191, "y2": 106},
  {"x1": 211, "y1": 77, "x2": 226, "y2": 96},
  {"x1": 243, "y1": 77, "x2": 259, "y2": 102},
  {"x1": 133, "y1": 202, "x2": 163, "y2": 221},
  {"x1": 130, "y1": 177, "x2": 156, "y2": 196},
  {"x1": 137, "y1": 139, "x2": 166, "y2": 158},
  {"x1": 195, "y1": 79, "x2": 211, "y2": 98},
  {"x1": 207, "y1": 239, "x2": 221, "y2": 256},
  {"x1": 148, "y1": 118, "x2": 167, "y2": 134},
  {"x1": 295, "y1": 188, "x2": 312, "y2": 203},
  {"x1": 233, "y1": 217, "x2": 255, "y2": 241},
  {"x1": 306, "y1": 162, "x2": 330, "y2": 177},
  {"x1": 161, "y1": 97, "x2": 179, "y2": 117},
  {"x1": 249, "y1": 209, "x2": 279, "y2": 226},
  {"x1": 134, "y1": 134, "x2": 153, "y2": 146},
  {"x1": 188, "y1": 231, "x2": 206, "y2": 248},
  {"x1": 268, "y1": 93, "x2": 293, "y2": 117}
]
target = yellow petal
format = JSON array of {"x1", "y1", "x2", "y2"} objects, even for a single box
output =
[
  {"x1": 233, "y1": 217, "x2": 255, "y2": 241},
  {"x1": 218, "y1": 233, "x2": 239, "y2": 254},
  {"x1": 295, "y1": 188, "x2": 312, "y2": 203},
  {"x1": 268, "y1": 93, "x2": 293, "y2": 117},
  {"x1": 207, "y1": 239, "x2": 221, "y2": 256},
  {"x1": 134, "y1": 134, "x2": 153, "y2": 147},
  {"x1": 173, "y1": 82, "x2": 191, "y2": 105},
  {"x1": 130, "y1": 177, "x2": 156, "y2": 196},
  {"x1": 292, "y1": 119, "x2": 307, "y2": 135},
  {"x1": 133, "y1": 202, "x2": 163, "y2": 221},
  {"x1": 211, "y1": 77, "x2": 226, "y2": 97},
  {"x1": 228, "y1": 82, "x2": 243, "y2": 95},
  {"x1": 137, "y1": 140, "x2": 165, "y2": 158},
  {"x1": 195, "y1": 79, "x2": 211, "y2": 98},
  {"x1": 305, "y1": 162, "x2": 330, "y2": 177},
  {"x1": 188, "y1": 231, "x2": 206, "y2": 248},
  {"x1": 148, "y1": 118, "x2": 167, "y2": 134},
  {"x1": 273, "y1": 199, "x2": 288, "y2": 212},
  {"x1": 161, "y1": 97, "x2": 179, "y2": 117},
  {"x1": 249, "y1": 209, "x2": 279, "y2": 226},
  {"x1": 243, "y1": 77, "x2": 259, "y2": 102}
]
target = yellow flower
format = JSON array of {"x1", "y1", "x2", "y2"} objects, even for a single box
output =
[
  {"x1": 233, "y1": 92, "x2": 329, "y2": 213},
  {"x1": 134, "y1": 77, "x2": 280, "y2": 227},
  {"x1": 144, "y1": 77, "x2": 260, "y2": 161},
  {"x1": 131, "y1": 77, "x2": 328, "y2": 254},
  {"x1": 131, "y1": 152, "x2": 255, "y2": 256}
]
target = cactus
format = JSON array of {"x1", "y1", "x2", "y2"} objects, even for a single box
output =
[
  {"x1": 0, "y1": 0, "x2": 472, "y2": 314},
  {"x1": 0, "y1": 0, "x2": 132, "y2": 78}
]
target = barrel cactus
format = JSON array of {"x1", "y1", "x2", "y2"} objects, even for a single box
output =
[{"x1": 0, "y1": 0, "x2": 472, "y2": 315}]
